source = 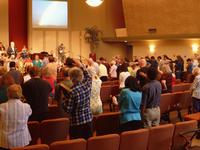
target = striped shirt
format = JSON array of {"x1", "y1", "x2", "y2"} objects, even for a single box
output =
[{"x1": 0, "y1": 99, "x2": 32, "y2": 148}]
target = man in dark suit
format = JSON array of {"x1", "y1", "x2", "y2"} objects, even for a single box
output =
[{"x1": 7, "y1": 41, "x2": 17, "y2": 58}]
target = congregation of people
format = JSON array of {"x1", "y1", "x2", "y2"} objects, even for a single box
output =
[{"x1": 0, "y1": 41, "x2": 200, "y2": 149}]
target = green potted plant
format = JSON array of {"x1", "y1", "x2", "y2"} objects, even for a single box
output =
[{"x1": 84, "y1": 26, "x2": 102, "y2": 51}]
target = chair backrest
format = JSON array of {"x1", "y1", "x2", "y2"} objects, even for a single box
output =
[
  {"x1": 48, "y1": 105, "x2": 68, "y2": 119},
  {"x1": 172, "y1": 83, "x2": 191, "y2": 92},
  {"x1": 102, "y1": 81, "x2": 114, "y2": 86},
  {"x1": 160, "y1": 93, "x2": 172, "y2": 113},
  {"x1": 171, "y1": 92, "x2": 185, "y2": 110},
  {"x1": 95, "y1": 112, "x2": 120, "y2": 136},
  {"x1": 119, "y1": 129, "x2": 149, "y2": 150},
  {"x1": 11, "y1": 144, "x2": 49, "y2": 150},
  {"x1": 100, "y1": 85, "x2": 112, "y2": 103},
  {"x1": 111, "y1": 85, "x2": 120, "y2": 96},
  {"x1": 184, "y1": 112, "x2": 200, "y2": 121},
  {"x1": 50, "y1": 139, "x2": 86, "y2": 150},
  {"x1": 28, "y1": 121, "x2": 40, "y2": 145},
  {"x1": 172, "y1": 120, "x2": 198, "y2": 150},
  {"x1": 148, "y1": 124, "x2": 175, "y2": 150},
  {"x1": 181, "y1": 91, "x2": 192, "y2": 110},
  {"x1": 40, "y1": 118, "x2": 69, "y2": 145},
  {"x1": 87, "y1": 134, "x2": 120, "y2": 150}
]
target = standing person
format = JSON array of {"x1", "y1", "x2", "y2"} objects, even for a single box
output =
[
  {"x1": 0, "y1": 84, "x2": 32, "y2": 150},
  {"x1": 62, "y1": 59, "x2": 93, "y2": 140},
  {"x1": 150, "y1": 56, "x2": 158, "y2": 69},
  {"x1": 42, "y1": 56, "x2": 57, "y2": 98},
  {"x1": 119, "y1": 76, "x2": 142, "y2": 132},
  {"x1": 32, "y1": 55, "x2": 42, "y2": 68},
  {"x1": 160, "y1": 64, "x2": 174, "y2": 93},
  {"x1": 109, "y1": 60, "x2": 118, "y2": 80},
  {"x1": 119, "y1": 63, "x2": 130, "y2": 89},
  {"x1": 98, "y1": 59, "x2": 108, "y2": 82},
  {"x1": 0, "y1": 42, "x2": 5, "y2": 51},
  {"x1": 186, "y1": 58, "x2": 194, "y2": 74},
  {"x1": 136, "y1": 58, "x2": 149, "y2": 87},
  {"x1": 7, "y1": 61, "x2": 23, "y2": 85},
  {"x1": 141, "y1": 67, "x2": 162, "y2": 128},
  {"x1": 88, "y1": 69, "x2": 103, "y2": 115},
  {"x1": 54, "y1": 67, "x2": 73, "y2": 116},
  {"x1": 0, "y1": 73, "x2": 15, "y2": 104},
  {"x1": 190, "y1": 67, "x2": 200, "y2": 112},
  {"x1": 174, "y1": 55, "x2": 184, "y2": 80},
  {"x1": 7, "y1": 41, "x2": 17, "y2": 58},
  {"x1": 22, "y1": 66, "x2": 52, "y2": 122}
]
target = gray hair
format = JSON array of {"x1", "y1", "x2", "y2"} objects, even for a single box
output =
[
  {"x1": 192, "y1": 67, "x2": 200, "y2": 76},
  {"x1": 69, "y1": 67, "x2": 84, "y2": 83}
]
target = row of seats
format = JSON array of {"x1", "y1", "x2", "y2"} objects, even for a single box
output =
[
  {"x1": 172, "y1": 83, "x2": 191, "y2": 93},
  {"x1": 28, "y1": 112, "x2": 120, "y2": 146},
  {"x1": 160, "y1": 90, "x2": 192, "y2": 122},
  {"x1": 13, "y1": 120, "x2": 198, "y2": 150},
  {"x1": 28, "y1": 118, "x2": 69, "y2": 145}
]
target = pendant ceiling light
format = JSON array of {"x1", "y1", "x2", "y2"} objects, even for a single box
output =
[{"x1": 85, "y1": 0, "x2": 104, "y2": 7}]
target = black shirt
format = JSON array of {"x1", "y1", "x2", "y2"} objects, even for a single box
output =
[
  {"x1": 22, "y1": 78, "x2": 52, "y2": 115},
  {"x1": 136, "y1": 67, "x2": 149, "y2": 87}
]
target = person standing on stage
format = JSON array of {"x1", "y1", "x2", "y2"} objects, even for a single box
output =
[{"x1": 7, "y1": 41, "x2": 18, "y2": 58}]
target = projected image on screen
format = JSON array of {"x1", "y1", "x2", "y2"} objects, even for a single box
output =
[{"x1": 32, "y1": 0, "x2": 68, "y2": 28}]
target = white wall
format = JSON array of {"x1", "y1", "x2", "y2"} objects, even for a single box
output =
[
  {"x1": 132, "y1": 39, "x2": 200, "y2": 60},
  {"x1": 0, "y1": 0, "x2": 9, "y2": 46}
]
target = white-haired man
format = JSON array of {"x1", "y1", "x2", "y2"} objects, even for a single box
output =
[{"x1": 62, "y1": 59, "x2": 93, "y2": 140}]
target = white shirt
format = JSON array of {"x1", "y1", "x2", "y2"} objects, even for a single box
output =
[
  {"x1": 90, "y1": 77, "x2": 103, "y2": 115},
  {"x1": 109, "y1": 65, "x2": 117, "y2": 78},
  {"x1": 99, "y1": 64, "x2": 108, "y2": 77},
  {"x1": 93, "y1": 62, "x2": 99, "y2": 75},
  {"x1": 0, "y1": 99, "x2": 32, "y2": 148},
  {"x1": 191, "y1": 75, "x2": 200, "y2": 99},
  {"x1": 119, "y1": 71, "x2": 131, "y2": 88},
  {"x1": 23, "y1": 74, "x2": 31, "y2": 83}
]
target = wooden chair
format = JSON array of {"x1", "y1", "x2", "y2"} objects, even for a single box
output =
[
  {"x1": 172, "y1": 120, "x2": 198, "y2": 150},
  {"x1": 11, "y1": 144, "x2": 49, "y2": 150},
  {"x1": 172, "y1": 83, "x2": 191, "y2": 93},
  {"x1": 87, "y1": 134, "x2": 120, "y2": 150},
  {"x1": 181, "y1": 91, "x2": 192, "y2": 114},
  {"x1": 171, "y1": 92, "x2": 186, "y2": 121},
  {"x1": 50, "y1": 139, "x2": 86, "y2": 150},
  {"x1": 100, "y1": 85, "x2": 112, "y2": 110},
  {"x1": 95, "y1": 112, "x2": 120, "y2": 136},
  {"x1": 48, "y1": 105, "x2": 68, "y2": 119},
  {"x1": 40, "y1": 118, "x2": 70, "y2": 145},
  {"x1": 119, "y1": 129, "x2": 149, "y2": 150},
  {"x1": 28, "y1": 121, "x2": 40, "y2": 145},
  {"x1": 160, "y1": 93, "x2": 172, "y2": 122},
  {"x1": 148, "y1": 124, "x2": 175, "y2": 150}
]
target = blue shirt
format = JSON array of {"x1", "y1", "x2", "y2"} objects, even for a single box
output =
[
  {"x1": 141, "y1": 80, "x2": 161, "y2": 108},
  {"x1": 119, "y1": 89, "x2": 142, "y2": 124}
]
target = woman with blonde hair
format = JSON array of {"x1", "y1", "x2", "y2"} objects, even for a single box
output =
[
  {"x1": 0, "y1": 84, "x2": 32, "y2": 149},
  {"x1": 160, "y1": 64, "x2": 174, "y2": 93},
  {"x1": 190, "y1": 67, "x2": 200, "y2": 112}
]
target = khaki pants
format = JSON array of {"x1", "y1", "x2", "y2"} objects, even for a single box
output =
[{"x1": 143, "y1": 107, "x2": 160, "y2": 128}]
